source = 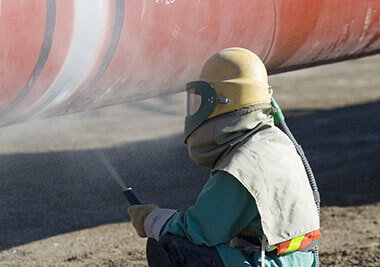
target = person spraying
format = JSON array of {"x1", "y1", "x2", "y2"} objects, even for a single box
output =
[{"x1": 128, "y1": 47, "x2": 321, "y2": 266}]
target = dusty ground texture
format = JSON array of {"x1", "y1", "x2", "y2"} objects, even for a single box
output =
[{"x1": 1, "y1": 55, "x2": 380, "y2": 266}]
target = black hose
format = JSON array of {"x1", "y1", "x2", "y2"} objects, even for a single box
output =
[
  {"x1": 271, "y1": 98, "x2": 320, "y2": 266},
  {"x1": 277, "y1": 120, "x2": 321, "y2": 267}
]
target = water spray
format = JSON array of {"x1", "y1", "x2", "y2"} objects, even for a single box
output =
[
  {"x1": 94, "y1": 150, "x2": 142, "y2": 205},
  {"x1": 95, "y1": 150, "x2": 168, "y2": 267}
]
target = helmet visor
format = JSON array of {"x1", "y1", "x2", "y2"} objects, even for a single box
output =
[{"x1": 187, "y1": 88, "x2": 202, "y2": 116}]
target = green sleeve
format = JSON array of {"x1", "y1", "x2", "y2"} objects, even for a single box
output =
[
  {"x1": 159, "y1": 171, "x2": 317, "y2": 267},
  {"x1": 160, "y1": 171, "x2": 261, "y2": 246}
]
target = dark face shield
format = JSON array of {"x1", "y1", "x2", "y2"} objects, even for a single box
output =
[{"x1": 184, "y1": 81, "x2": 217, "y2": 142}]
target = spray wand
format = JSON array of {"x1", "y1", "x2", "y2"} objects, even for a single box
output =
[{"x1": 94, "y1": 150, "x2": 170, "y2": 267}]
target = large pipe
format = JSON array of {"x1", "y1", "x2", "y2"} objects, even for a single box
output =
[{"x1": 1, "y1": 0, "x2": 379, "y2": 126}]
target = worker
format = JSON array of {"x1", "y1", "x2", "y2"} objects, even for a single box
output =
[{"x1": 128, "y1": 47, "x2": 321, "y2": 266}]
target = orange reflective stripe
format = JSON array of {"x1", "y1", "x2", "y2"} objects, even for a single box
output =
[
  {"x1": 275, "y1": 240, "x2": 291, "y2": 254},
  {"x1": 273, "y1": 229, "x2": 321, "y2": 255},
  {"x1": 299, "y1": 236, "x2": 313, "y2": 250},
  {"x1": 299, "y1": 229, "x2": 321, "y2": 250}
]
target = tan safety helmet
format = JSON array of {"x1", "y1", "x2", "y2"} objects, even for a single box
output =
[{"x1": 185, "y1": 47, "x2": 273, "y2": 141}]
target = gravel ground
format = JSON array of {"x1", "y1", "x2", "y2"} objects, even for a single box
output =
[{"x1": 0, "y1": 55, "x2": 380, "y2": 266}]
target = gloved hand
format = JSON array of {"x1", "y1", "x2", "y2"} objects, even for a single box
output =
[{"x1": 128, "y1": 204, "x2": 158, "y2": 237}]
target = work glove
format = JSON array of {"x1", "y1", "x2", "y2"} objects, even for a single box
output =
[{"x1": 128, "y1": 204, "x2": 158, "y2": 237}]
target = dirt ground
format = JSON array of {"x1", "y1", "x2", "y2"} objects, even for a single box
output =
[{"x1": 0, "y1": 55, "x2": 380, "y2": 266}]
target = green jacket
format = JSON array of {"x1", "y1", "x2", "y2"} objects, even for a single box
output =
[{"x1": 160, "y1": 171, "x2": 316, "y2": 267}]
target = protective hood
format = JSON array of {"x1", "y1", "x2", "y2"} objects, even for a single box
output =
[
  {"x1": 186, "y1": 104, "x2": 273, "y2": 169},
  {"x1": 187, "y1": 105, "x2": 320, "y2": 245}
]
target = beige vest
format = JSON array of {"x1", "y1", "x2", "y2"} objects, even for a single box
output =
[{"x1": 213, "y1": 126, "x2": 319, "y2": 245}]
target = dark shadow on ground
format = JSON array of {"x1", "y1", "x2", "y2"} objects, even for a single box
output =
[
  {"x1": 285, "y1": 100, "x2": 380, "y2": 207},
  {"x1": 0, "y1": 100, "x2": 379, "y2": 250}
]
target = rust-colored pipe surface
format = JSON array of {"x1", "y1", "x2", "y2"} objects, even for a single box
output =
[{"x1": 0, "y1": 0, "x2": 379, "y2": 126}]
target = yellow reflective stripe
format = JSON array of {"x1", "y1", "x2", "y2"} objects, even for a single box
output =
[
  {"x1": 265, "y1": 245, "x2": 276, "y2": 252},
  {"x1": 286, "y1": 235, "x2": 305, "y2": 253}
]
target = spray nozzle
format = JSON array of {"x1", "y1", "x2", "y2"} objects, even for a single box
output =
[{"x1": 123, "y1": 188, "x2": 143, "y2": 205}]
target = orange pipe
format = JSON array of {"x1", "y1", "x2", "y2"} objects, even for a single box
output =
[{"x1": 0, "y1": 0, "x2": 379, "y2": 126}]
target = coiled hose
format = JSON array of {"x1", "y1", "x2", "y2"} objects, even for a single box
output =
[{"x1": 271, "y1": 98, "x2": 321, "y2": 267}]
